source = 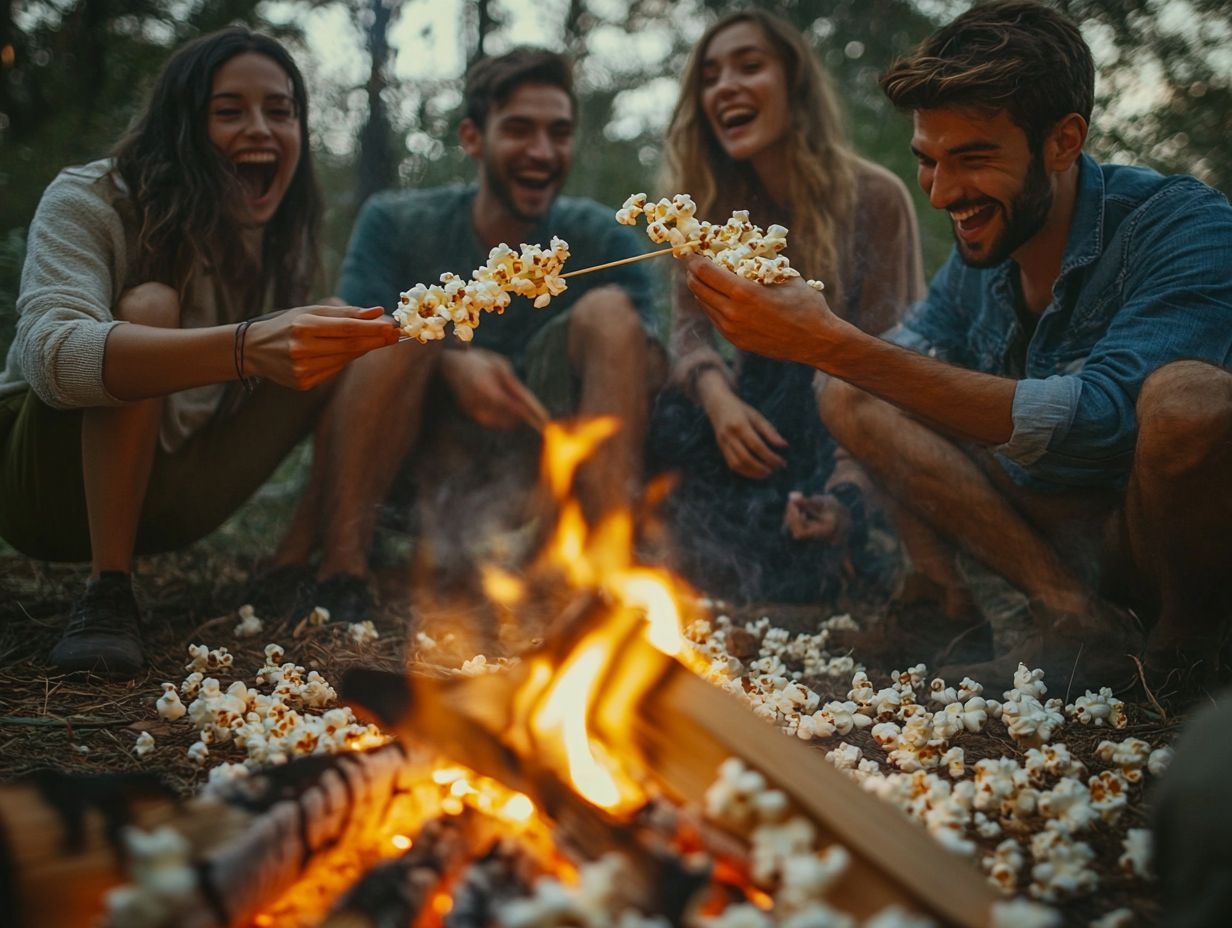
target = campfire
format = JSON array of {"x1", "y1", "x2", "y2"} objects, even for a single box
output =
[{"x1": 6, "y1": 420, "x2": 1052, "y2": 928}]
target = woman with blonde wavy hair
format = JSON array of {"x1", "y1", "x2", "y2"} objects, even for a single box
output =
[{"x1": 649, "y1": 9, "x2": 924, "y2": 604}]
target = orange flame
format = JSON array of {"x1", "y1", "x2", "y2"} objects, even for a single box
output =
[{"x1": 514, "y1": 418, "x2": 700, "y2": 813}]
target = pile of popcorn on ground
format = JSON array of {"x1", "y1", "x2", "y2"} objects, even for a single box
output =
[
  {"x1": 140, "y1": 606, "x2": 387, "y2": 790},
  {"x1": 131, "y1": 602, "x2": 1165, "y2": 928},
  {"x1": 682, "y1": 607, "x2": 1166, "y2": 927}
]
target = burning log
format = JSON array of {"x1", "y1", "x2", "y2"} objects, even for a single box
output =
[
  {"x1": 342, "y1": 592, "x2": 1001, "y2": 927},
  {"x1": 0, "y1": 743, "x2": 439, "y2": 928},
  {"x1": 0, "y1": 770, "x2": 185, "y2": 928},
  {"x1": 320, "y1": 812, "x2": 488, "y2": 928}
]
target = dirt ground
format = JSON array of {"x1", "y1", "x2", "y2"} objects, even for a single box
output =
[{"x1": 0, "y1": 454, "x2": 1207, "y2": 927}]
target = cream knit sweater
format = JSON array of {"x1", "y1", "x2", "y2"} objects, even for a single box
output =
[{"x1": 2, "y1": 160, "x2": 252, "y2": 451}]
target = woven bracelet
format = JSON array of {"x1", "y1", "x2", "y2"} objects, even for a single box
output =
[{"x1": 233, "y1": 319, "x2": 259, "y2": 393}]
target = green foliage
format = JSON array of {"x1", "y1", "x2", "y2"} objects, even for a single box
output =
[
  {"x1": 1062, "y1": 0, "x2": 1232, "y2": 193},
  {"x1": 1, "y1": 0, "x2": 1229, "y2": 324}
]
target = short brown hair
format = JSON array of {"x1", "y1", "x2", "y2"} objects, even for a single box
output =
[
  {"x1": 463, "y1": 47, "x2": 576, "y2": 129},
  {"x1": 880, "y1": 0, "x2": 1093, "y2": 151}
]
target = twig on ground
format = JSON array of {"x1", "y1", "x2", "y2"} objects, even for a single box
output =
[
  {"x1": 1130, "y1": 655, "x2": 1168, "y2": 722},
  {"x1": 0, "y1": 716, "x2": 130, "y2": 728}
]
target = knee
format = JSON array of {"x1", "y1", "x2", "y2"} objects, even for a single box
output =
[
  {"x1": 1135, "y1": 361, "x2": 1232, "y2": 479},
  {"x1": 818, "y1": 376, "x2": 874, "y2": 438},
  {"x1": 568, "y1": 287, "x2": 645, "y2": 355},
  {"x1": 115, "y1": 282, "x2": 181, "y2": 328}
]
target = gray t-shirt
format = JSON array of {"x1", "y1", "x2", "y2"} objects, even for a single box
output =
[{"x1": 337, "y1": 185, "x2": 655, "y2": 362}]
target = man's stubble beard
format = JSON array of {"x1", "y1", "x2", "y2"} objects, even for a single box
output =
[
  {"x1": 483, "y1": 151, "x2": 560, "y2": 226},
  {"x1": 957, "y1": 151, "x2": 1053, "y2": 269}
]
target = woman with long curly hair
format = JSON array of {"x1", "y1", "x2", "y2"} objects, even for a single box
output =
[
  {"x1": 650, "y1": 9, "x2": 924, "y2": 605},
  {"x1": 0, "y1": 28, "x2": 400, "y2": 677}
]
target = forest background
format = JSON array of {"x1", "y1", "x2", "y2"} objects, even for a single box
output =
[{"x1": 1, "y1": 0, "x2": 1229, "y2": 354}]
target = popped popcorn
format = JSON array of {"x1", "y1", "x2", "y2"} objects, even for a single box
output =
[
  {"x1": 1119, "y1": 828, "x2": 1152, "y2": 879},
  {"x1": 1065, "y1": 688, "x2": 1126, "y2": 729},
  {"x1": 347, "y1": 620, "x2": 379, "y2": 645},
  {"x1": 233, "y1": 604, "x2": 263, "y2": 638},
  {"x1": 156, "y1": 683, "x2": 186, "y2": 721},
  {"x1": 616, "y1": 193, "x2": 825, "y2": 290},
  {"x1": 133, "y1": 731, "x2": 156, "y2": 757},
  {"x1": 103, "y1": 826, "x2": 196, "y2": 928},
  {"x1": 395, "y1": 237, "x2": 571, "y2": 343}
]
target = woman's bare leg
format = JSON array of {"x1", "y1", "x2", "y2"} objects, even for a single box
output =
[{"x1": 81, "y1": 283, "x2": 181, "y2": 577}]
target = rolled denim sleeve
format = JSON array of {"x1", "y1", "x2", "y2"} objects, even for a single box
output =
[
  {"x1": 1016, "y1": 179, "x2": 1232, "y2": 486},
  {"x1": 999, "y1": 375, "x2": 1082, "y2": 466}
]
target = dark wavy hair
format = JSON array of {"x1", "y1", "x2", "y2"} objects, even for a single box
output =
[
  {"x1": 464, "y1": 47, "x2": 576, "y2": 129},
  {"x1": 880, "y1": 0, "x2": 1094, "y2": 153},
  {"x1": 112, "y1": 27, "x2": 321, "y2": 310}
]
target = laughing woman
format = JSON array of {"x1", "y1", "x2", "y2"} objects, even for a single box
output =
[
  {"x1": 649, "y1": 10, "x2": 924, "y2": 605},
  {"x1": 0, "y1": 28, "x2": 399, "y2": 677}
]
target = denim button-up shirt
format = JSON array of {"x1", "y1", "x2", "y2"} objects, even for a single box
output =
[{"x1": 888, "y1": 154, "x2": 1232, "y2": 490}]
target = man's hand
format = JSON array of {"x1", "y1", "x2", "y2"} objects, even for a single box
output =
[
  {"x1": 682, "y1": 254, "x2": 844, "y2": 364},
  {"x1": 440, "y1": 348, "x2": 549, "y2": 430},
  {"x1": 783, "y1": 490, "x2": 851, "y2": 542}
]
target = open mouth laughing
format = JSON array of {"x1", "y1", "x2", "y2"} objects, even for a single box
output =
[
  {"x1": 948, "y1": 200, "x2": 999, "y2": 240},
  {"x1": 717, "y1": 106, "x2": 757, "y2": 132},
  {"x1": 510, "y1": 168, "x2": 559, "y2": 193},
  {"x1": 232, "y1": 150, "x2": 280, "y2": 202}
]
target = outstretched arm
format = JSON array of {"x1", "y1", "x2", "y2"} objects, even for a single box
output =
[{"x1": 101, "y1": 305, "x2": 401, "y2": 400}]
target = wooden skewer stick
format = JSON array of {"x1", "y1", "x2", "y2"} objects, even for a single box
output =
[
  {"x1": 560, "y1": 242, "x2": 696, "y2": 279},
  {"x1": 394, "y1": 242, "x2": 694, "y2": 344}
]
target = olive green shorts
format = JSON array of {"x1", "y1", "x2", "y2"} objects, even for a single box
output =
[
  {"x1": 519, "y1": 308, "x2": 579, "y2": 418},
  {"x1": 517, "y1": 303, "x2": 666, "y2": 418},
  {"x1": 0, "y1": 382, "x2": 326, "y2": 562}
]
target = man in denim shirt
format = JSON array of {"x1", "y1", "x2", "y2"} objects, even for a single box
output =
[{"x1": 681, "y1": 0, "x2": 1231, "y2": 690}]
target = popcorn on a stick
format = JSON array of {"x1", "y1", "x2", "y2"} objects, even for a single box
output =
[
  {"x1": 616, "y1": 192, "x2": 826, "y2": 292},
  {"x1": 394, "y1": 237, "x2": 571, "y2": 344}
]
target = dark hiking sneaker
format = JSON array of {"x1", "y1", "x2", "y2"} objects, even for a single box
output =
[
  {"x1": 49, "y1": 572, "x2": 145, "y2": 679},
  {"x1": 243, "y1": 562, "x2": 316, "y2": 621}
]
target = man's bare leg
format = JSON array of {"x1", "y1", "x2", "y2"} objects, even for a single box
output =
[
  {"x1": 276, "y1": 340, "x2": 442, "y2": 582},
  {"x1": 820, "y1": 379, "x2": 1093, "y2": 621},
  {"x1": 567, "y1": 287, "x2": 664, "y2": 519},
  {"x1": 891, "y1": 504, "x2": 975, "y2": 619},
  {"x1": 1127, "y1": 361, "x2": 1232, "y2": 673}
]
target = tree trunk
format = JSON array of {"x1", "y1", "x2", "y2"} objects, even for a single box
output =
[{"x1": 356, "y1": 0, "x2": 397, "y2": 208}]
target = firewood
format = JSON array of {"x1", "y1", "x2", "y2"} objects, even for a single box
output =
[
  {"x1": 0, "y1": 770, "x2": 181, "y2": 928},
  {"x1": 321, "y1": 813, "x2": 486, "y2": 928},
  {"x1": 343, "y1": 617, "x2": 1001, "y2": 928},
  {"x1": 0, "y1": 744, "x2": 436, "y2": 928}
]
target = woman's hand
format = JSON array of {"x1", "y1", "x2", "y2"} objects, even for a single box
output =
[
  {"x1": 696, "y1": 368, "x2": 788, "y2": 478},
  {"x1": 440, "y1": 348, "x2": 549, "y2": 430},
  {"x1": 244, "y1": 305, "x2": 400, "y2": 390}
]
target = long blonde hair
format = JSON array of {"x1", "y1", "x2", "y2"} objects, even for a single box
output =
[{"x1": 663, "y1": 10, "x2": 855, "y2": 312}]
